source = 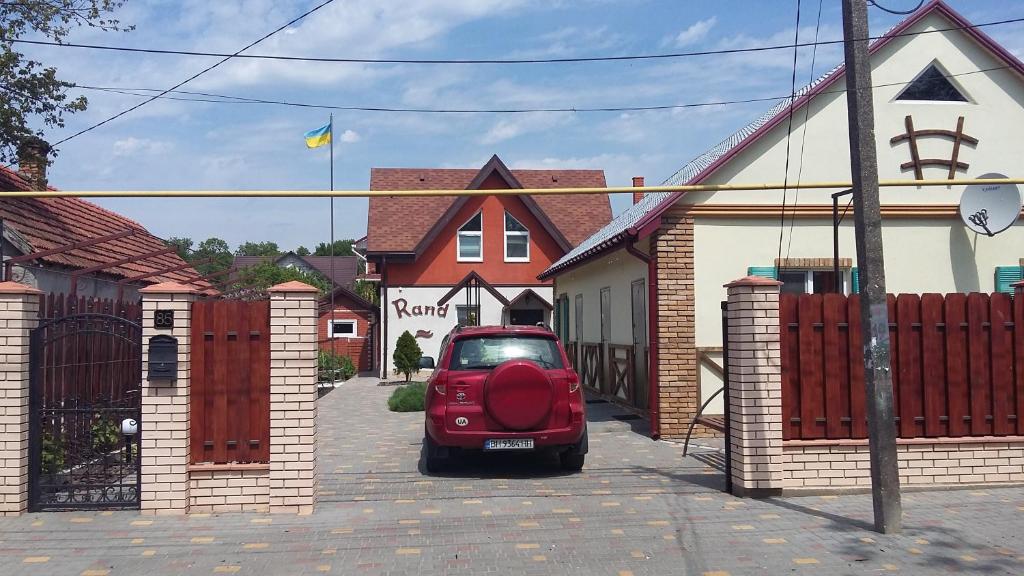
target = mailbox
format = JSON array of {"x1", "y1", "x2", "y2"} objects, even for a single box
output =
[{"x1": 148, "y1": 335, "x2": 178, "y2": 381}]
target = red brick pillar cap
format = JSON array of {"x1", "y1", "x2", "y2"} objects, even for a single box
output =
[
  {"x1": 139, "y1": 281, "x2": 201, "y2": 294},
  {"x1": 0, "y1": 281, "x2": 42, "y2": 294},
  {"x1": 267, "y1": 280, "x2": 319, "y2": 293},
  {"x1": 724, "y1": 276, "x2": 783, "y2": 288}
]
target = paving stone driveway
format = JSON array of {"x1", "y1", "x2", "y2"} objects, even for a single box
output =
[{"x1": 1, "y1": 375, "x2": 1023, "y2": 575}]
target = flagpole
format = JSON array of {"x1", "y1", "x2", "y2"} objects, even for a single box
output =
[{"x1": 329, "y1": 113, "x2": 337, "y2": 382}]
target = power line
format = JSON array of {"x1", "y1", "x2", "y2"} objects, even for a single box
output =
[
  {"x1": 69, "y1": 65, "x2": 1013, "y2": 115},
  {"x1": 8, "y1": 16, "x2": 1024, "y2": 66},
  {"x1": 868, "y1": 0, "x2": 926, "y2": 16},
  {"x1": 778, "y1": 0, "x2": 803, "y2": 266},
  {"x1": 787, "y1": 0, "x2": 825, "y2": 261},
  {"x1": 50, "y1": 0, "x2": 339, "y2": 148}
]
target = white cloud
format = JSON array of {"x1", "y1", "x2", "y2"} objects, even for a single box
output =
[
  {"x1": 112, "y1": 137, "x2": 172, "y2": 157},
  {"x1": 672, "y1": 17, "x2": 717, "y2": 47},
  {"x1": 339, "y1": 129, "x2": 361, "y2": 143},
  {"x1": 480, "y1": 112, "x2": 573, "y2": 145}
]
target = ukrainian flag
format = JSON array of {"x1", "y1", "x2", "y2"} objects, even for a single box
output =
[{"x1": 304, "y1": 123, "x2": 332, "y2": 148}]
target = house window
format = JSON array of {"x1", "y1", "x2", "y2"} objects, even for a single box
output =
[
  {"x1": 895, "y1": 63, "x2": 968, "y2": 102},
  {"x1": 329, "y1": 319, "x2": 357, "y2": 338},
  {"x1": 457, "y1": 305, "x2": 480, "y2": 326},
  {"x1": 504, "y1": 211, "x2": 529, "y2": 262},
  {"x1": 779, "y1": 269, "x2": 844, "y2": 295},
  {"x1": 457, "y1": 212, "x2": 483, "y2": 262},
  {"x1": 600, "y1": 287, "x2": 611, "y2": 342}
]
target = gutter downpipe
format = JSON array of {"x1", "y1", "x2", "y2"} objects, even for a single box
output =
[{"x1": 625, "y1": 233, "x2": 660, "y2": 440}]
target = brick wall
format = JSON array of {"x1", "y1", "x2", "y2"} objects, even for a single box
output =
[
  {"x1": 653, "y1": 206, "x2": 706, "y2": 438},
  {"x1": 318, "y1": 305, "x2": 373, "y2": 372},
  {"x1": 268, "y1": 282, "x2": 319, "y2": 514},
  {"x1": 189, "y1": 467, "x2": 270, "y2": 513},
  {"x1": 0, "y1": 283, "x2": 39, "y2": 516},
  {"x1": 140, "y1": 283, "x2": 198, "y2": 515},
  {"x1": 781, "y1": 439, "x2": 1024, "y2": 490}
]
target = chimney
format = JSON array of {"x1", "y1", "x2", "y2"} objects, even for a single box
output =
[
  {"x1": 17, "y1": 137, "x2": 51, "y2": 191},
  {"x1": 632, "y1": 176, "x2": 645, "y2": 205}
]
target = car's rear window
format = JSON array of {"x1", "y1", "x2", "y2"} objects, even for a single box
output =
[{"x1": 449, "y1": 336, "x2": 564, "y2": 370}]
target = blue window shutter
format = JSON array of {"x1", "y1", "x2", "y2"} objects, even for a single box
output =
[
  {"x1": 995, "y1": 266, "x2": 1023, "y2": 294},
  {"x1": 747, "y1": 266, "x2": 778, "y2": 280},
  {"x1": 851, "y1": 267, "x2": 860, "y2": 294}
]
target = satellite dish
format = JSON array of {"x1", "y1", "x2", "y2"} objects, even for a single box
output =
[{"x1": 959, "y1": 173, "x2": 1021, "y2": 237}]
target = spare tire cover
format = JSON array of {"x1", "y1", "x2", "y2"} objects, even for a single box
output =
[{"x1": 484, "y1": 360, "x2": 553, "y2": 431}]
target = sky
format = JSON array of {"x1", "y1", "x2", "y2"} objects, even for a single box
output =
[{"x1": 17, "y1": 0, "x2": 1024, "y2": 252}]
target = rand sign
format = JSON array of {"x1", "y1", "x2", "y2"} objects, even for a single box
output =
[{"x1": 391, "y1": 298, "x2": 450, "y2": 319}]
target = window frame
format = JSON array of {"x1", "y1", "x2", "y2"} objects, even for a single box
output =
[
  {"x1": 503, "y1": 211, "x2": 530, "y2": 263},
  {"x1": 328, "y1": 319, "x2": 358, "y2": 338},
  {"x1": 778, "y1": 268, "x2": 851, "y2": 295},
  {"x1": 457, "y1": 211, "x2": 484, "y2": 263},
  {"x1": 893, "y1": 60, "x2": 972, "y2": 104}
]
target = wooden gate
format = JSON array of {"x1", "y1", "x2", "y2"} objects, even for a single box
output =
[
  {"x1": 190, "y1": 300, "x2": 271, "y2": 464},
  {"x1": 780, "y1": 292, "x2": 1023, "y2": 440}
]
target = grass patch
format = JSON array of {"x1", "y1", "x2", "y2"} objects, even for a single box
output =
[{"x1": 387, "y1": 382, "x2": 427, "y2": 412}]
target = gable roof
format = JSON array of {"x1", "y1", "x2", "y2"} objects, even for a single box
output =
[
  {"x1": 231, "y1": 253, "x2": 361, "y2": 288},
  {"x1": 540, "y1": 0, "x2": 1024, "y2": 279},
  {"x1": 366, "y1": 155, "x2": 610, "y2": 256},
  {"x1": 0, "y1": 166, "x2": 207, "y2": 288}
]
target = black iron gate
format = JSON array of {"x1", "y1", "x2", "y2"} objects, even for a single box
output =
[{"x1": 28, "y1": 314, "x2": 142, "y2": 510}]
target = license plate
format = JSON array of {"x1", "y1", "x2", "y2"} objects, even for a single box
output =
[{"x1": 484, "y1": 438, "x2": 534, "y2": 450}]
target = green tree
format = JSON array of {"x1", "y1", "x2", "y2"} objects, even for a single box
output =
[
  {"x1": 393, "y1": 330, "x2": 423, "y2": 382},
  {"x1": 165, "y1": 236, "x2": 192, "y2": 260},
  {"x1": 1, "y1": 1, "x2": 132, "y2": 164},
  {"x1": 235, "y1": 241, "x2": 281, "y2": 257},
  {"x1": 228, "y1": 261, "x2": 330, "y2": 295},
  {"x1": 191, "y1": 237, "x2": 233, "y2": 276},
  {"x1": 314, "y1": 240, "x2": 355, "y2": 257},
  {"x1": 295, "y1": 246, "x2": 311, "y2": 256},
  {"x1": 354, "y1": 279, "x2": 378, "y2": 305}
]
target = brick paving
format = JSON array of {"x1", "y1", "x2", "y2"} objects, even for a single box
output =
[{"x1": 1, "y1": 376, "x2": 1022, "y2": 575}]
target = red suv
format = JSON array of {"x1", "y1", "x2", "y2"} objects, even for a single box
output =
[{"x1": 422, "y1": 325, "x2": 587, "y2": 473}]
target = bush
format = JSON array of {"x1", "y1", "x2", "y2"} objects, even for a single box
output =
[
  {"x1": 393, "y1": 330, "x2": 423, "y2": 382},
  {"x1": 319, "y1": 350, "x2": 356, "y2": 383},
  {"x1": 387, "y1": 382, "x2": 427, "y2": 412},
  {"x1": 91, "y1": 416, "x2": 120, "y2": 454},
  {"x1": 41, "y1": 432, "x2": 65, "y2": 474}
]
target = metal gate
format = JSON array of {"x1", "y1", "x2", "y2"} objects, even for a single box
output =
[{"x1": 28, "y1": 314, "x2": 142, "y2": 510}]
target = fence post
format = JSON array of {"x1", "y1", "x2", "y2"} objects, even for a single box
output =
[
  {"x1": 139, "y1": 282, "x2": 200, "y2": 515},
  {"x1": 725, "y1": 276, "x2": 784, "y2": 497},
  {"x1": 268, "y1": 281, "x2": 319, "y2": 514},
  {"x1": 0, "y1": 282, "x2": 41, "y2": 516}
]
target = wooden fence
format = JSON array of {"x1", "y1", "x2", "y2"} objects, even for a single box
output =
[
  {"x1": 780, "y1": 292, "x2": 1022, "y2": 440},
  {"x1": 190, "y1": 299, "x2": 271, "y2": 464},
  {"x1": 38, "y1": 291, "x2": 142, "y2": 323}
]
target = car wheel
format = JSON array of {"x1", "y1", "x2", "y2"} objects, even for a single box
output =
[
  {"x1": 423, "y1": 434, "x2": 446, "y2": 473},
  {"x1": 559, "y1": 451, "x2": 585, "y2": 472}
]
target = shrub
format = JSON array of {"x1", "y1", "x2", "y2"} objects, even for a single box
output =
[
  {"x1": 393, "y1": 330, "x2": 423, "y2": 382},
  {"x1": 41, "y1": 432, "x2": 65, "y2": 474},
  {"x1": 387, "y1": 382, "x2": 427, "y2": 412},
  {"x1": 91, "y1": 416, "x2": 120, "y2": 454},
  {"x1": 318, "y1": 350, "x2": 356, "y2": 383}
]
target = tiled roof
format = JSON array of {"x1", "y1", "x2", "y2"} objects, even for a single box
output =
[
  {"x1": 0, "y1": 166, "x2": 206, "y2": 287},
  {"x1": 540, "y1": 0, "x2": 1021, "y2": 279},
  {"x1": 231, "y1": 254, "x2": 360, "y2": 288},
  {"x1": 367, "y1": 164, "x2": 610, "y2": 254}
]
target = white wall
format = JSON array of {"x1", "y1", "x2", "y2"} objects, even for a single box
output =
[
  {"x1": 553, "y1": 243, "x2": 649, "y2": 347},
  {"x1": 379, "y1": 284, "x2": 552, "y2": 376}
]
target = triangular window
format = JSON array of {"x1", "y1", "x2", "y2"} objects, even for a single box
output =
[{"x1": 895, "y1": 64, "x2": 967, "y2": 102}]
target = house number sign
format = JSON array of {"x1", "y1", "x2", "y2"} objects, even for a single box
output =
[{"x1": 154, "y1": 309, "x2": 175, "y2": 329}]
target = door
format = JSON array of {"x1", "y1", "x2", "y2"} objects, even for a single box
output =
[{"x1": 631, "y1": 279, "x2": 648, "y2": 409}]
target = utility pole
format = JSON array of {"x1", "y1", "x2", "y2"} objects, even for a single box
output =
[{"x1": 841, "y1": 0, "x2": 902, "y2": 534}]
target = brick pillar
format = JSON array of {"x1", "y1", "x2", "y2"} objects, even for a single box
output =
[
  {"x1": 139, "y1": 282, "x2": 200, "y2": 515},
  {"x1": 654, "y1": 206, "x2": 696, "y2": 438},
  {"x1": 268, "y1": 281, "x2": 319, "y2": 514},
  {"x1": 725, "y1": 276, "x2": 784, "y2": 497},
  {"x1": 0, "y1": 282, "x2": 40, "y2": 516}
]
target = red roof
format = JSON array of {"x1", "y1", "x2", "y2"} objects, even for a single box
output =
[
  {"x1": 0, "y1": 166, "x2": 207, "y2": 287},
  {"x1": 366, "y1": 155, "x2": 610, "y2": 255}
]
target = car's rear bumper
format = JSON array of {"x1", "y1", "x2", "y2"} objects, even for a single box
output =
[{"x1": 426, "y1": 414, "x2": 585, "y2": 450}]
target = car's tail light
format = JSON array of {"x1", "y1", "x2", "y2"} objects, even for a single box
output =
[
  {"x1": 567, "y1": 370, "x2": 580, "y2": 393},
  {"x1": 433, "y1": 370, "x2": 447, "y2": 396}
]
